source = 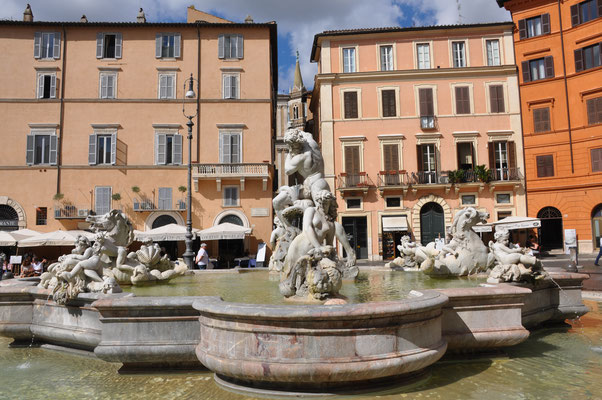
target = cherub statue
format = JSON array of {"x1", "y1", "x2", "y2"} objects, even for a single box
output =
[{"x1": 487, "y1": 229, "x2": 548, "y2": 283}]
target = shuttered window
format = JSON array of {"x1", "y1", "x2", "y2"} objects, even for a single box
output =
[
  {"x1": 380, "y1": 45, "x2": 393, "y2": 71},
  {"x1": 533, "y1": 107, "x2": 551, "y2": 133},
  {"x1": 486, "y1": 39, "x2": 500, "y2": 66},
  {"x1": 218, "y1": 34, "x2": 244, "y2": 59},
  {"x1": 95, "y1": 186, "x2": 112, "y2": 215},
  {"x1": 26, "y1": 132, "x2": 57, "y2": 166},
  {"x1": 344, "y1": 145, "x2": 361, "y2": 174},
  {"x1": 383, "y1": 143, "x2": 399, "y2": 171},
  {"x1": 37, "y1": 74, "x2": 57, "y2": 99},
  {"x1": 219, "y1": 132, "x2": 241, "y2": 164},
  {"x1": 223, "y1": 187, "x2": 239, "y2": 207},
  {"x1": 536, "y1": 155, "x2": 554, "y2": 177},
  {"x1": 34, "y1": 32, "x2": 60, "y2": 59},
  {"x1": 417, "y1": 144, "x2": 437, "y2": 173},
  {"x1": 587, "y1": 96, "x2": 602, "y2": 125},
  {"x1": 452, "y1": 41, "x2": 466, "y2": 68},
  {"x1": 222, "y1": 74, "x2": 239, "y2": 99},
  {"x1": 158, "y1": 187, "x2": 173, "y2": 210},
  {"x1": 592, "y1": 148, "x2": 602, "y2": 172},
  {"x1": 489, "y1": 85, "x2": 505, "y2": 113},
  {"x1": 99, "y1": 73, "x2": 116, "y2": 99},
  {"x1": 89, "y1": 132, "x2": 116, "y2": 165},
  {"x1": 518, "y1": 14, "x2": 550, "y2": 39},
  {"x1": 522, "y1": 56, "x2": 554, "y2": 82},
  {"x1": 155, "y1": 33, "x2": 181, "y2": 58},
  {"x1": 381, "y1": 89, "x2": 396, "y2": 117},
  {"x1": 158, "y1": 74, "x2": 175, "y2": 99},
  {"x1": 574, "y1": 43, "x2": 602, "y2": 72},
  {"x1": 419, "y1": 88, "x2": 434, "y2": 116},
  {"x1": 96, "y1": 33, "x2": 122, "y2": 59},
  {"x1": 571, "y1": 0, "x2": 601, "y2": 26},
  {"x1": 343, "y1": 91, "x2": 359, "y2": 119},
  {"x1": 455, "y1": 86, "x2": 470, "y2": 114},
  {"x1": 417, "y1": 43, "x2": 430, "y2": 69},
  {"x1": 155, "y1": 133, "x2": 182, "y2": 165}
]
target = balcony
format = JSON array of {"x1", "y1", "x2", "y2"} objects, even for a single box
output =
[
  {"x1": 193, "y1": 163, "x2": 270, "y2": 191},
  {"x1": 54, "y1": 205, "x2": 91, "y2": 219},
  {"x1": 133, "y1": 199, "x2": 186, "y2": 212},
  {"x1": 377, "y1": 170, "x2": 408, "y2": 191},
  {"x1": 491, "y1": 167, "x2": 522, "y2": 182},
  {"x1": 408, "y1": 171, "x2": 449, "y2": 185},
  {"x1": 336, "y1": 172, "x2": 374, "y2": 194},
  {"x1": 420, "y1": 115, "x2": 436, "y2": 130}
]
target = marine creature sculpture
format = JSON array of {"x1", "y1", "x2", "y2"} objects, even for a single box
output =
[
  {"x1": 386, "y1": 235, "x2": 418, "y2": 269},
  {"x1": 268, "y1": 216, "x2": 300, "y2": 273}
]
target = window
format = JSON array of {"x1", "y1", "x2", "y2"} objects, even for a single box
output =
[
  {"x1": 36, "y1": 207, "x2": 47, "y2": 225},
  {"x1": 457, "y1": 142, "x2": 474, "y2": 170},
  {"x1": 518, "y1": 14, "x2": 550, "y2": 39},
  {"x1": 385, "y1": 197, "x2": 401, "y2": 208},
  {"x1": 158, "y1": 187, "x2": 173, "y2": 210},
  {"x1": 219, "y1": 131, "x2": 241, "y2": 163},
  {"x1": 522, "y1": 56, "x2": 554, "y2": 82},
  {"x1": 342, "y1": 47, "x2": 356, "y2": 73},
  {"x1": 96, "y1": 33, "x2": 122, "y2": 59},
  {"x1": 158, "y1": 73, "x2": 176, "y2": 99},
  {"x1": 592, "y1": 148, "x2": 602, "y2": 172},
  {"x1": 381, "y1": 89, "x2": 396, "y2": 117},
  {"x1": 88, "y1": 132, "x2": 116, "y2": 165},
  {"x1": 155, "y1": 33, "x2": 181, "y2": 58},
  {"x1": 383, "y1": 143, "x2": 400, "y2": 172},
  {"x1": 587, "y1": 96, "x2": 602, "y2": 125},
  {"x1": 533, "y1": 107, "x2": 551, "y2": 132},
  {"x1": 497, "y1": 211, "x2": 512, "y2": 220},
  {"x1": 222, "y1": 74, "x2": 239, "y2": 99},
  {"x1": 34, "y1": 32, "x2": 60, "y2": 59},
  {"x1": 486, "y1": 39, "x2": 500, "y2": 66},
  {"x1": 346, "y1": 198, "x2": 362, "y2": 209},
  {"x1": 99, "y1": 72, "x2": 117, "y2": 99},
  {"x1": 489, "y1": 85, "x2": 505, "y2": 113},
  {"x1": 155, "y1": 133, "x2": 182, "y2": 165},
  {"x1": 26, "y1": 131, "x2": 57, "y2": 166},
  {"x1": 95, "y1": 186, "x2": 112, "y2": 215},
  {"x1": 452, "y1": 41, "x2": 466, "y2": 68},
  {"x1": 37, "y1": 73, "x2": 56, "y2": 99},
  {"x1": 489, "y1": 141, "x2": 517, "y2": 180},
  {"x1": 380, "y1": 45, "x2": 393, "y2": 71},
  {"x1": 418, "y1": 88, "x2": 435, "y2": 129},
  {"x1": 223, "y1": 186, "x2": 239, "y2": 207},
  {"x1": 343, "y1": 91, "x2": 359, "y2": 119},
  {"x1": 417, "y1": 144, "x2": 437, "y2": 183},
  {"x1": 455, "y1": 86, "x2": 470, "y2": 114},
  {"x1": 344, "y1": 145, "x2": 361, "y2": 175},
  {"x1": 496, "y1": 193, "x2": 511, "y2": 204},
  {"x1": 218, "y1": 34, "x2": 243, "y2": 59},
  {"x1": 461, "y1": 195, "x2": 476, "y2": 206},
  {"x1": 571, "y1": 0, "x2": 600, "y2": 26},
  {"x1": 417, "y1": 43, "x2": 430, "y2": 69},
  {"x1": 574, "y1": 43, "x2": 602, "y2": 72},
  {"x1": 536, "y1": 155, "x2": 554, "y2": 177}
]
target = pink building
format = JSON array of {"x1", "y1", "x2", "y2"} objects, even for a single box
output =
[{"x1": 311, "y1": 22, "x2": 526, "y2": 261}]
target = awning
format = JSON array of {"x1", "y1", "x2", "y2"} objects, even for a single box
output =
[
  {"x1": 135, "y1": 223, "x2": 200, "y2": 241},
  {"x1": 17, "y1": 230, "x2": 95, "y2": 247},
  {"x1": 473, "y1": 223, "x2": 493, "y2": 233},
  {"x1": 197, "y1": 223, "x2": 252, "y2": 241},
  {"x1": 493, "y1": 216, "x2": 541, "y2": 230},
  {"x1": 382, "y1": 216, "x2": 408, "y2": 232}
]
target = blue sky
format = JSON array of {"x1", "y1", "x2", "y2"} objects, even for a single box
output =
[{"x1": 1, "y1": 1, "x2": 510, "y2": 92}]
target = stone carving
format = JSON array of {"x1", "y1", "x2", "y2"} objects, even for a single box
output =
[
  {"x1": 38, "y1": 210, "x2": 186, "y2": 304},
  {"x1": 418, "y1": 207, "x2": 493, "y2": 276},
  {"x1": 385, "y1": 235, "x2": 419, "y2": 269},
  {"x1": 270, "y1": 128, "x2": 357, "y2": 301},
  {"x1": 487, "y1": 229, "x2": 548, "y2": 284}
]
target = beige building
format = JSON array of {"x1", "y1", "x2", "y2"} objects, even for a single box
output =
[
  {"x1": 0, "y1": 6, "x2": 277, "y2": 266},
  {"x1": 311, "y1": 23, "x2": 527, "y2": 260}
]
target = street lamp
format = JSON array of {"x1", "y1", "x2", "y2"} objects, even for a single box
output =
[{"x1": 182, "y1": 73, "x2": 198, "y2": 269}]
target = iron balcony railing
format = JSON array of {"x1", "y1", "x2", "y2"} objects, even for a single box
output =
[
  {"x1": 336, "y1": 173, "x2": 374, "y2": 190},
  {"x1": 491, "y1": 167, "x2": 522, "y2": 181},
  {"x1": 377, "y1": 170, "x2": 408, "y2": 187},
  {"x1": 54, "y1": 205, "x2": 91, "y2": 219},
  {"x1": 408, "y1": 171, "x2": 449, "y2": 185},
  {"x1": 133, "y1": 199, "x2": 186, "y2": 212},
  {"x1": 194, "y1": 163, "x2": 270, "y2": 178}
]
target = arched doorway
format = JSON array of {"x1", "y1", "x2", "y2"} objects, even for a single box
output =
[
  {"x1": 592, "y1": 204, "x2": 602, "y2": 250},
  {"x1": 537, "y1": 207, "x2": 563, "y2": 250},
  {"x1": 151, "y1": 214, "x2": 177, "y2": 229},
  {"x1": 219, "y1": 214, "x2": 243, "y2": 226},
  {"x1": 151, "y1": 214, "x2": 179, "y2": 260},
  {"x1": 217, "y1": 214, "x2": 245, "y2": 268},
  {"x1": 420, "y1": 202, "x2": 445, "y2": 245},
  {"x1": 0, "y1": 205, "x2": 19, "y2": 231}
]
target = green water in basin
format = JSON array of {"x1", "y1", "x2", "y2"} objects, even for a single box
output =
[
  {"x1": 1, "y1": 301, "x2": 600, "y2": 399},
  {"x1": 124, "y1": 269, "x2": 486, "y2": 304}
]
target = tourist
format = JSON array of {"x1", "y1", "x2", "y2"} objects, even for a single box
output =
[
  {"x1": 595, "y1": 237, "x2": 602, "y2": 266},
  {"x1": 19, "y1": 256, "x2": 35, "y2": 277},
  {"x1": 526, "y1": 234, "x2": 540, "y2": 256},
  {"x1": 32, "y1": 256, "x2": 44, "y2": 276},
  {"x1": 195, "y1": 243, "x2": 214, "y2": 270}
]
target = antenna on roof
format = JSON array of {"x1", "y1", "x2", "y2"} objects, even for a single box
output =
[{"x1": 456, "y1": 0, "x2": 464, "y2": 24}]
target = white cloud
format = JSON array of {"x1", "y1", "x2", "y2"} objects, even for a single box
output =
[{"x1": 397, "y1": 0, "x2": 510, "y2": 26}]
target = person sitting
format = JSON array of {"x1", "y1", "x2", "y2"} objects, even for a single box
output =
[
  {"x1": 32, "y1": 256, "x2": 44, "y2": 276},
  {"x1": 20, "y1": 256, "x2": 35, "y2": 277},
  {"x1": 526, "y1": 235, "x2": 540, "y2": 255}
]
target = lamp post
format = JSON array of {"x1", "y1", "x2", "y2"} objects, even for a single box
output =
[{"x1": 182, "y1": 73, "x2": 197, "y2": 269}]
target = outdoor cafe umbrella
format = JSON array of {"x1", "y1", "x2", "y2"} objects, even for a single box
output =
[
  {"x1": 197, "y1": 223, "x2": 252, "y2": 241},
  {"x1": 134, "y1": 223, "x2": 200, "y2": 242},
  {"x1": 0, "y1": 229, "x2": 40, "y2": 246},
  {"x1": 17, "y1": 229, "x2": 95, "y2": 247},
  {"x1": 473, "y1": 216, "x2": 541, "y2": 233}
]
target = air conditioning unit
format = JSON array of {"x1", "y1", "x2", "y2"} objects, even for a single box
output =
[{"x1": 78, "y1": 209, "x2": 90, "y2": 217}]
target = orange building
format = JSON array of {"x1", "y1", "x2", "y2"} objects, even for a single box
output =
[
  {"x1": 498, "y1": 0, "x2": 602, "y2": 252},
  {"x1": 311, "y1": 23, "x2": 527, "y2": 261},
  {"x1": 0, "y1": 6, "x2": 277, "y2": 265}
]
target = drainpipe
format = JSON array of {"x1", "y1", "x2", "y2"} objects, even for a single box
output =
[
  {"x1": 56, "y1": 24, "x2": 67, "y2": 195},
  {"x1": 558, "y1": 0, "x2": 574, "y2": 173},
  {"x1": 512, "y1": 29, "x2": 529, "y2": 217},
  {"x1": 196, "y1": 23, "x2": 201, "y2": 163}
]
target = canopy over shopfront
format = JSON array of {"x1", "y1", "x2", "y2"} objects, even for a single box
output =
[
  {"x1": 197, "y1": 223, "x2": 252, "y2": 241},
  {"x1": 473, "y1": 216, "x2": 541, "y2": 233},
  {"x1": 0, "y1": 229, "x2": 40, "y2": 246},
  {"x1": 382, "y1": 216, "x2": 408, "y2": 232},
  {"x1": 17, "y1": 230, "x2": 95, "y2": 247},
  {"x1": 134, "y1": 223, "x2": 200, "y2": 242}
]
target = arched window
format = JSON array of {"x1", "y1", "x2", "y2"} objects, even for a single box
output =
[
  {"x1": 293, "y1": 105, "x2": 299, "y2": 120},
  {"x1": 219, "y1": 214, "x2": 244, "y2": 226},
  {"x1": 0, "y1": 205, "x2": 19, "y2": 231},
  {"x1": 537, "y1": 206, "x2": 562, "y2": 219},
  {"x1": 152, "y1": 214, "x2": 178, "y2": 229}
]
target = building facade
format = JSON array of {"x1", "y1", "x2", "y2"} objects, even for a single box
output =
[
  {"x1": 498, "y1": 0, "x2": 602, "y2": 252},
  {"x1": 0, "y1": 6, "x2": 277, "y2": 264},
  {"x1": 311, "y1": 23, "x2": 526, "y2": 261}
]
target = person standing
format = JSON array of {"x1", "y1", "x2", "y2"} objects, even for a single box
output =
[
  {"x1": 595, "y1": 237, "x2": 602, "y2": 266},
  {"x1": 195, "y1": 243, "x2": 214, "y2": 270}
]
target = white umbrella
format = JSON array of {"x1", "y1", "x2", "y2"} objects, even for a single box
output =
[
  {"x1": 0, "y1": 229, "x2": 41, "y2": 246},
  {"x1": 493, "y1": 216, "x2": 541, "y2": 230},
  {"x1": 18, "y1": 230, "x2": 94, "y2": 247},
  {"x1": 197, "y1": 223, "x2": 252, "y2": 241},
  {"x1": 135, "y1": 223, "x2": 200, "y2": 241}
]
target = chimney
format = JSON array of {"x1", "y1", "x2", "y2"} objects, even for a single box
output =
[
  {"x1": 23, "y1": 4, "x2": 33, "y2": 22},
  {"x1": 244, "y1": 15, "x2": 254, "y2": 23},
  {"x1": 81, "y1": 15, "x2": 88, "y2": 23},
  {"x1": 137, "y1": 8, "x2": 146, "y2": 23}
]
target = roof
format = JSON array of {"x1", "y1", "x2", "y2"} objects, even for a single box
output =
[
  {"x1": 310, "y1": 21, "x2": 514, "y2": 62},
  {"x1": 0, "y1": 20, "x2": 275, "y2": 28},
  {"x1": 496, "y1": 0, "x2": 509, "y2": 7}
]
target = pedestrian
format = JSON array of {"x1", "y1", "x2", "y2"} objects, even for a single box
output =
[
  {"x1": 195, "y1": 243, "x2": 214, "y2": 270},
  {"x1": 595, "y1": 237, "x2": 602, "y2": 266}
]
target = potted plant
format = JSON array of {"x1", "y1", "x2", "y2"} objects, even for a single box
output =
[
  {"x1": 111, "y1": 193, "x2": 122, "y2": 202},
  {"x1": 178, "y1": 185, "x2": 187, "y2": 194},
  {"x1": 474, "y1": 165, "x2": 492, "y2": 183},
  {"x1": 448, "y1": 169, "x2": 466, "y2": 184},
  {"x1": 131, "y1": 186, "x2": 140, "y2": 194},
  {"x1": 53, "y1": 193, "x2": 64, "y2": 202}
]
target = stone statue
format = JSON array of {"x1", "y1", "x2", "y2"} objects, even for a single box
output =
[
  {"x1": 268, "y1": 216, "x2": 300, "y2": 273},
  {"x1": 419, "y1": 207, "x2": 493, "y2": 276},
  {"x1": 38, "y1": 210, "x2": 187, "y2": 305},
  {"x1": 487, "y1": 229, "x2": 548, "y2": 284},
  {"x1": 385, "y1": 235, "x2": 418, "y2": 269}
]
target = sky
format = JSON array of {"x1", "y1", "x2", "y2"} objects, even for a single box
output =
[{"x1": 1, "y1": 1, "x2": 511, "y2": 93}]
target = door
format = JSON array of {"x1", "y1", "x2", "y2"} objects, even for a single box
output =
[
  {"x1": 537, "y1": 207, "x2": 563, "y2": 250},
  {"x1": 342, "y1": 216, "x2": 368, "y2": 259},
  {"x1": 218, "y1": 239, "x2": 244, "y2": 269},
  {"x1": 420, "y1": 202, "x2": 445, "y2": 245},
  {"x1": 592, "y1": 204, "x2": 602, "y2": 249}
]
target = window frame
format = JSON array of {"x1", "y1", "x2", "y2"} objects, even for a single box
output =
[
  {"x1": 460, "y1": 193, "x2": 478, "y2": 207},
  {"x1": 222, "y1": 72, "x2": 240, "y2": 99},
  {"x1": 155, "y1": 130, "x2": 183, "y2": 165},
  {"x1": 495, "y1": 192, "x2": 513, "y2": 205},
  {"x1": 378, "y1": 43, "x2": 395, "y2": 71},
  {"x1": 450, "y1": 40, "x2": 468, "y2": 68},
  {"x1": 223, "y1": 186, "x2": 240, "y2": 207},
  {"x1": 88, "y1": 129, "x2": 117, "y2": 166},
  {"x1": 536, "y1": 154, "x2": 555, "y2": 178},
  {"x1": 485, "y1": 38, "x2": 501, "y2": 66},
  {"x1": 571, "y1": 0, "x2": 600, "y2": 26},
  {"x1": 155, "y1": 33, "x2": 181, "y2": 59},
  {"x1": 415, "y1": 41, "x2": 432, "y2": 70},
  {"x1": 384, "y1": 196, "x2": 402, "y2": 209},
  {"x1": 34, "y1": 32, "x2": 61, "y2": 60},
  {"x1": 36, "y1": 72, "x2": 57, "y2": 99},
  {"x1": 451, "y1": 84, "x2": 473, "y2": 115},
  {"x1": 522, "y1": 56, "x2": 554, "y2": 83},
  {"x1": 341, "y1": 88, "x2": 361, "y2": 120},
  {"x1": 586, "y1": 96, "x2": 602, "y2": 126},
  {"x1": 94, "y1": 186, "x2": 112, "y2": 215},
  {"x1": 378, "y1": 86, "x2": 399, "y2": 118},
  {"x1": 486, "y1": 82, "x2": 506, "y2": 114},
  {"x1": 219, "y1": 129, "x2": 243, "y2": 164},
  {"x1": 35, "y1": 207, "x2": 47, "y2": 226},
  {"x1": 345, "y1": 197, "x2": 363, "y2": 210},
  {"x1": 218, "y1": 34, "x2": 244, "y2": 60},
  {"x1": 518, "y1": 13, "x2": 551, "y2": 39},
  {"x1": 533, "y1": 107, "x2": 552, "y2": 133},
  {"x1": 341, "y1": 46, "x2": 358, "y2": 73},
  {"x1": 99, "y1": 71, "x2": 117, "y2": 99},
  {"x1": 26, "y1": 129, "x2": 58, "y2": 166},
  {"x1": 575, "y1": 42, "x2": 602, "y2": 72},
  {"x1": 96, "y1": 32, "x2": 122, "y2": 59},
  {"x1": 158, "y1": 72, "x2": 176, "y2": 100},
  {"x1": 591, "y1": 147, "x2": 602, "y2": 172}
]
